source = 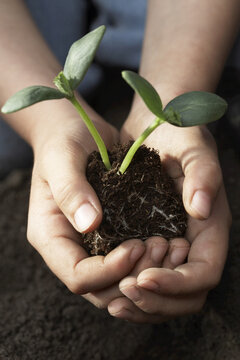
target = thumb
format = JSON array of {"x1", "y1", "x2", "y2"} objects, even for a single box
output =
[
  {"x1": 44, "y1": 146, "x2": 102, "y2": 233},
  {"x1": 182, "y1": 152, "x2": 222, "y2": 219}
]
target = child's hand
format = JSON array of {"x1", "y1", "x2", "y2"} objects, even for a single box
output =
[
  {"x1": 108, "y1": 186, "x2": 229, "y2": 322},
  {"x1": 102, "y1": 117, "x2": 231, "y2": 323},
  {"x1": 83, "y1": 236, "x2": 189, "y2": 310},
  {"x1": 27, "y1": 114, "x2": 146, "y2": 295}
]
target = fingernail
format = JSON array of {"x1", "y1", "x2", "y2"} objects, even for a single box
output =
[
  {"x1": 108, "y1": 302, "x2": 121, "y2": 314},
  {"x1": 120, "y1": 285, "x2": 141, "y2": 302},
  {"x1": 74, "y1": 203, "x2": 99, "y2": 232},
  {"x1": 108, "y1": 305, "x2": 133, "y2": 317},
  {"x1": 138, "y1": 280, "x2": 159, "y2": 292},
  {"x1": 130, "y1": 245, "x2": 145, "y2": 263},
  {"x1": 170, "y1": 248, "x2": 188, "y2": 267},
  {"x1": 191, "y1": 190, "x2": 211, "y2": 219}
]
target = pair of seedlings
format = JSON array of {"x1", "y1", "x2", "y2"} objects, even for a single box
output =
[{"x1": 1, "y1": 26, "x2": 227, "y2": 254}]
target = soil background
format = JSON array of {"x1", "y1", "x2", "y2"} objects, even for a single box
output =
[{"x1": 1, "y1": 69, "x2": 240, "y2": 359}]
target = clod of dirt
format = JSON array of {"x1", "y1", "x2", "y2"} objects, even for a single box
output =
[{"x1": 82, "y1": 143, "x2": 187, "y2": 255}]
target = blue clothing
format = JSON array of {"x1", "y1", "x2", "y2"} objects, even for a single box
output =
[{"x1": 25, "y1": 0, "x2": 146, "y2": 94}]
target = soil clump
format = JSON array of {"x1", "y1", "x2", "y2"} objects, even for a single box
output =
[{"x1": 83, "y1": 143, "x2": 187, "y2": 255}]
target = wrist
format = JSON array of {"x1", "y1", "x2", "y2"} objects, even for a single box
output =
[
  {"x1": 28, "y1": 95, "x2": 104, "y2": 154},
  {"x1": 31, "y1": 98, "x2": 118, "y2": 162}
]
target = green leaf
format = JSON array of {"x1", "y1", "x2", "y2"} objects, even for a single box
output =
[
  {"x1": 63, "y1": 25, "x2": 106, "y2": 90},
  {"x1": 1, "y1": 86, "x2": 65, "y2": 114},
  {"x1": 122, "y1": 71, "x2": 163, "y2": 117},
  {"x1": 164, "y1": 107, "x2": 182, "y2": 126},
  {"x1": 164, "y1": 91, "x2": 227, "y2": 127}
]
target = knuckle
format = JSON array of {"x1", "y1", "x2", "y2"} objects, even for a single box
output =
[
  {"x1": 67, "y1": 283, "x2": 82, "y2": 295},
  {"x1": 66, "y1": 278, "x2": 87, "y2": 295}
]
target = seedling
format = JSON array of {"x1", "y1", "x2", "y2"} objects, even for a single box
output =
[
  {"x1": 1, "y1": 26, "x2": 227, "y2": 175},
  {"x1": 119, "y1": 71, "x2": 227, "y2": 173}
]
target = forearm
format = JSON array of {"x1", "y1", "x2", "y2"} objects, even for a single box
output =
[
  {"x1": 131, "y1": 0, "x2": 240, "y2": 119},
  {"x1": 0, "y1": 0, "x2": 100, "y2": 149}
]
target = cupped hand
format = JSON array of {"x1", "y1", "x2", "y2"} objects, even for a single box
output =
[
  {"x1": 108, "y1": 186, "x2": 230, "y2": 323},
  {"x1": 103, "y1": 116, "x2": 231, "y2": 323},
  {"x1": 27, "y1": 111, "x2": 146, "y2": 295}
]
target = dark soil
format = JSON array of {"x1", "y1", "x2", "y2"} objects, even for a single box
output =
[{"x1": 83, "y1": 143, "x2": 187, "y2": 255}]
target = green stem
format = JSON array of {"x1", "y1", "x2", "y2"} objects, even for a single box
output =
[
  {"x1": 69, "y1": 94, "x2": 111, "y2": 170},
  {"x1": 119, "y1": 115, "x2": 166, "y2": 174}
]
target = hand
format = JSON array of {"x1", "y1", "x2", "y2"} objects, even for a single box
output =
[
  {"x1": 104, "y1": 116, "x2": 231, "y2": 323},
  {"x1": 83, "y1": 235, "x2": 189, "y2": 309},
  {"x1": 27, "y1": 112, "x2": 146, "y2": 295}
]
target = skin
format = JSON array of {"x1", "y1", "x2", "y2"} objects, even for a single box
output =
[{"x1": 0, "y1": 0, "x2": 238, "y2": 323}]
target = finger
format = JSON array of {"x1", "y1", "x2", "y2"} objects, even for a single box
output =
[
  {"x1": 70, "y1": 238, "x2": 145, "y2": 294},
  {"x1": 119, "y1": 277, "x2": 207, "y2": 317},
  {"x1": 83, "y1": 237, "x2": 168, "y2": 309},
  {"x1": 181, "y1": 132, "x2": 222, "y2": 219},
  {"x1": 161, "y1": 157, "x2": 184, "y2": 194},
  {"x1": 137, "y1": 236, "x2": 226, "y2": 296},
  {"x1": 82, "y1": 238, "x2": 168, "y2": 310},
  {"x1": 137, "y1": 186, "x2": 230, "y2": 295},
  {"x1": 83, "y1": 283, "x2": 123, "y2": 309},
  {"x1": 41, "y1": 141, "x2": 103, "y2": 233},
  {"x1": 108, "y1": 297, "x2": 166, "y2": 323},
  {"x1": 162, "y1": 237, "x2": 190, "y2": 269},
  {"x1": 28, "y1": 177, "x2": 146, "y2": 294},
  {"x1": 138, "y1": 226, "x2": 228, "y2": 295},
  {"x1": 82, "y1": 237, "x2": 168, "y2": 309},
  {"x1": 130, "y1": 237, "x2": 169, "y2": 276},
  {"x1": 34, "y1": 234, "x2": 145, "y2": 295}
]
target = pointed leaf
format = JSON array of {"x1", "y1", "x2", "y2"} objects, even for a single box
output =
[
  {"x1": 63, "y1": 25, "x2": 106, "y2": 90},
  {"x1": 164, "y1": 91, "x2": 227, "y2": 127},
  {"x1": 1, "y1": 86, "x2": 65, "y2": 114},
  {"x1": 122, "y1": 71, "x2": 163, "y2": 117}
]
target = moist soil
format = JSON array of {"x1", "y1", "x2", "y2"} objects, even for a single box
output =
[{"x1": 83, "y1": 143, "x2": 187, "y2": 255}]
